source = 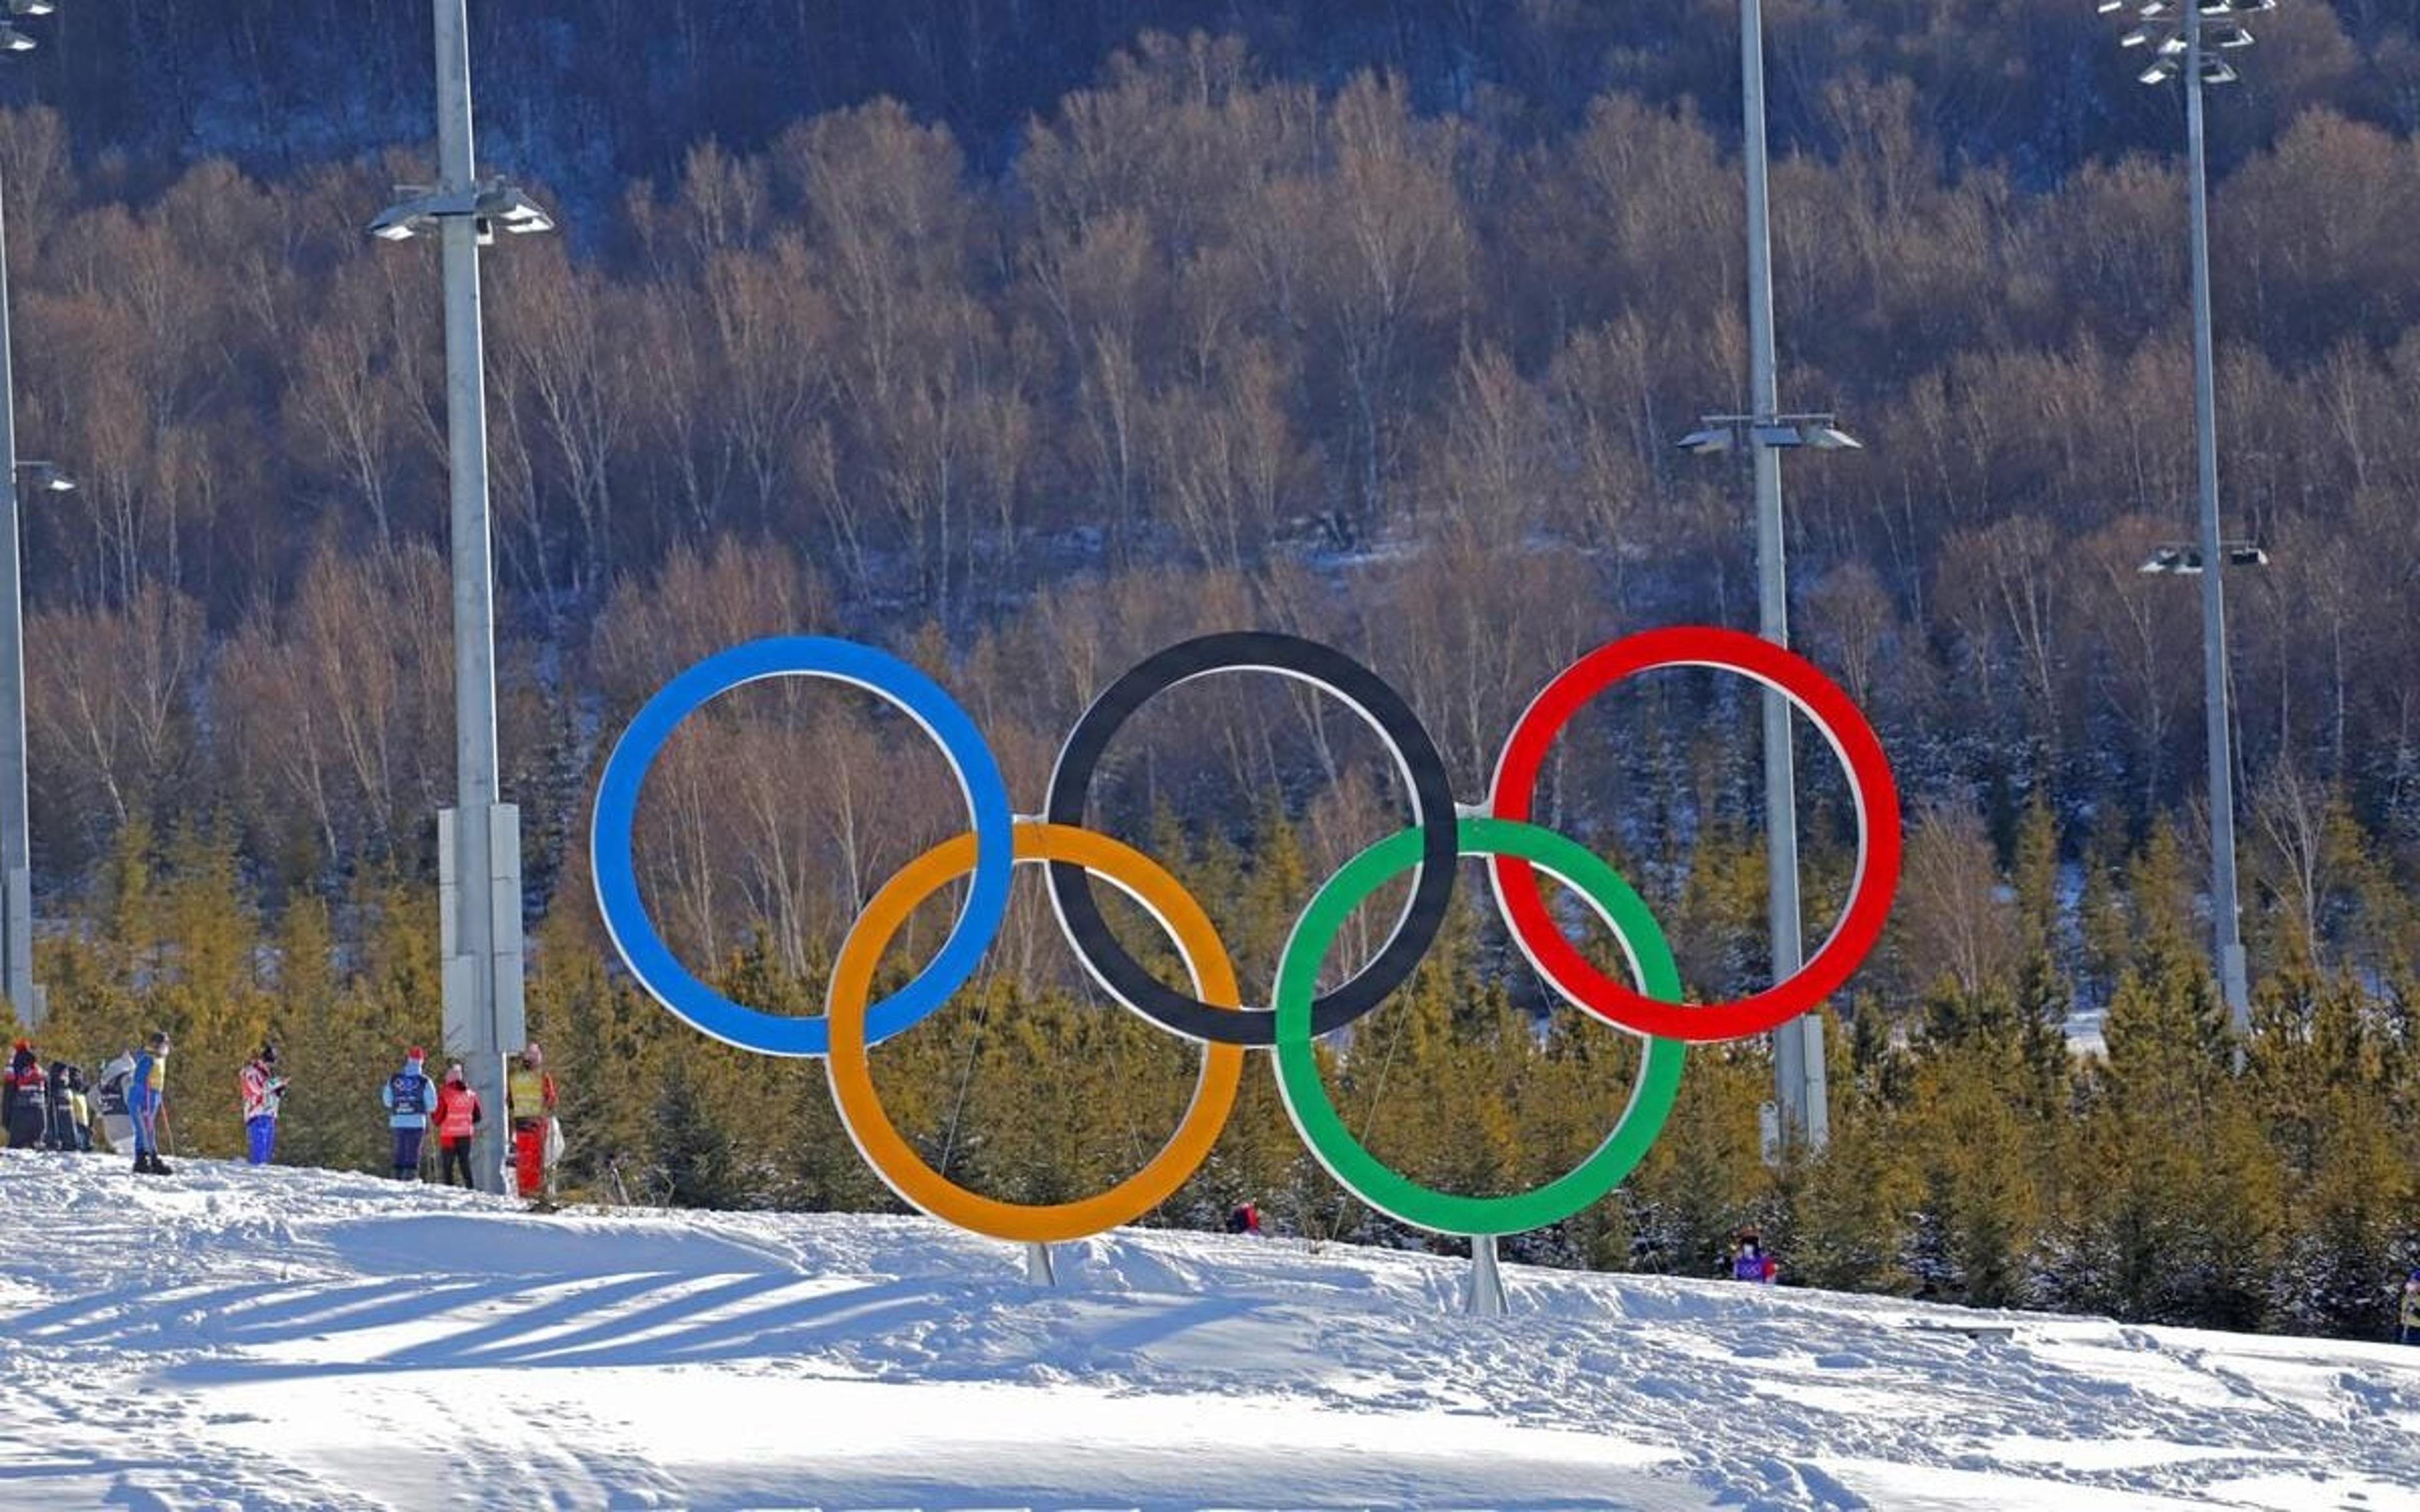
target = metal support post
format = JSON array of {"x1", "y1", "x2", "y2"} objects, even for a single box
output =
[
  {"x1": 431, "y1": 0, "x2": 519, "y2": 1192},
  {"x1": 1466, "y1": 1234, "x2": 1509, "y2": 1317},
  {"x1": 1741, "y1": 0, "x2": 1828, "y2": 1150},
  {"x1": 2184, "y1": 9, "x2": 2252, "y2": 1033}
]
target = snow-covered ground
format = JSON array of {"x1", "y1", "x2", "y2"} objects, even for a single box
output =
[{"x1": 0, "y1": 1152, "x2": 2413, "y2": 1511}]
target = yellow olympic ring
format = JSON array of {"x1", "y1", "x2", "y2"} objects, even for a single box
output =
[{"x1": 824, "y1": 822, "x2": 1248, "y2": 1244}]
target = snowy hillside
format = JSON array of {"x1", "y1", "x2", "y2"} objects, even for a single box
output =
[{"x1": 0, "y1": 1152, "x2": 2412, "y2": 1511}]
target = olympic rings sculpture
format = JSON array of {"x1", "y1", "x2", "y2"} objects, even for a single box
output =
[{"x1": 592, "y1": 626, "x2": 1902, "y2": 1247}]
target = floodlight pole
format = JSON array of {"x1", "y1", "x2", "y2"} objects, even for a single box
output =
[
  {"x1": 2183, "y1": 7, "x2": 2252, "y2": 1032},
  {"x1": 431, "y1": 0, "x2": 522, "y2": 1193},
  {"x1": 1741, "y1": 0, "x2": 1828, "y2": 1151},
  {"x1": 0, "y1": 157, "x2": 37, "y2": 1030}
]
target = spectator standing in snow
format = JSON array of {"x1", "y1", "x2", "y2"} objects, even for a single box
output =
[
  {"x1": 5, "y1": 1041, "x2": 46, "y2": 1148},
  {"x1": 433, "y1": 1063, "x2": 481, "y2": 1189},
  {"x1": 2401, "y1": 1271, "x2": 2420, "y2": 1345},
  {"x1": 129, "y1": 1033, "x2": 171, "y2": 1174},
  {"x1": 239, "y1": 1045, "x2": 289, "y2": 1166},
  {"x1": 43, "y1": 1060, "x2": 74, "y2": 1150},
  {"x1": 1731, "y1": 1232, "x2": 1778, "y2": 1285},
  {"x1": 381, "y1": 1048, "x2": 434, "y2": 1181},
  {"x1": 64, "y1": 1067, "x2": 91, "y2": 1152},
  {"x1": 1225, "y1": 1201, "x2": 1263, "y2": 1236},
  {"x1": 507, "y1": 1042, "x2": 558, "y2": 1201}
]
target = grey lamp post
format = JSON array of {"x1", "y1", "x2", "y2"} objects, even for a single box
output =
[
  {"x1": 371, "y1": 0, "x2": 555, "y2": 1193},
  {"x1": 1675, "y1": 413, "x2": 1862, "y2": 1158},
  {"x1": 2102, "y1": 0, "x2": 2273, "y2": 1034},
  {"x1": 1678, "y1": 0, "x2": 1865, "y2": 1159},
  {"x1": 0, "y1": 1, "x2": 67, "y2": 1030}
]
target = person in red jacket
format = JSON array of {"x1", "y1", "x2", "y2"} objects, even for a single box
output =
[
  {"x1": 507, "y1": 1043, "x2": 558, "y2": 1201},
  {"x1": 433, "y1": 1063, "x2": 483, "y2": 1188}
]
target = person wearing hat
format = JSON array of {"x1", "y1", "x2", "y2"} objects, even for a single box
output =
[
  {"x1": 507, "y1": 1042, "x2": 559, "y2": 1202},
  {"x1": 129, "y1": 1033, "x2": 171, "y2": 1175},
  {"x1": 239, "y1": 1044, "x2": 290, "y2": 1166},
  {"x1": 2400, "y1": 1270, "x2": 2420, "y2": 1346},
  {"x1": 432, "y1": 1062, "x2": 483, "y2": 1189},
  {"x1": 1731, "y1": 1230, "x2": 1777, "y2": 1285},
  {"x1": 379, "y1": 1047, "x2": 434, "y2": 1181},
  {"x1": 4, "y1": 1039, "x2": 47, "y2": 1149}
]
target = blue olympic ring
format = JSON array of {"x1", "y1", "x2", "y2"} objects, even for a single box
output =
[{"x1": 590, "y1": 637, "x2": 1016, "y2": 1057}]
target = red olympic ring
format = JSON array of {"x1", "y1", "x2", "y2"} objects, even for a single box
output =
[{"x1": 1487, "y1": 625, "x2": 1902, "y2": 1043}]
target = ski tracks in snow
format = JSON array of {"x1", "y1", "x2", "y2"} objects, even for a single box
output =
[{"x1": 1, "y1": 1151, "x2": 2416, "y2": 1510}]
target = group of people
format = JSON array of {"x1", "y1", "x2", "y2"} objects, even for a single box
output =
[
  {"x1": 379, "y1": 1041, "x2": 560, "y2": 1200},
  {"x1": 0, "y1": 1031, "x2": 563, "y2": 1201},
  {"x1": 3, "y1": 1040, "x2": 98, "y2": 1152}
]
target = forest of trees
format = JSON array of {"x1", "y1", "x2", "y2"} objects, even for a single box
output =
[{"x1": 6, "y1": 4, "x2": 2420, "y2": 1339}]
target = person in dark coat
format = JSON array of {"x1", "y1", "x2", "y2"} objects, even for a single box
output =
[
  {"x1": 5, "y1": 1041, "x2": 48, "y2": 1149},
  {"x1": 43, "y1": 1060, "x2": 74, "y2": 1150}
]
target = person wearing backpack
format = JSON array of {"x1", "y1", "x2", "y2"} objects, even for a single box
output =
[
  {"x1": 507, "y1": 1043, "x2": 559, "y2": 1202},
  {"x1": 129, "y1": 1033, "x2": 171, "y2": 1174},
  {"x1": 432, "y1": 1063, "x2": 482, "y2": 1189},
  {"x1": 239, "y1": 1045, "x2": 289, "y2": 1166},
  {"x1": 380, "y1": 1048, "x2": 434, "y2": 1181}
]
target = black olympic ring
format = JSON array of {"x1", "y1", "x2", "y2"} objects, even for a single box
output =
[{"x1": 1042, "y1": 631, "x2": 1460, "y2": 1046}]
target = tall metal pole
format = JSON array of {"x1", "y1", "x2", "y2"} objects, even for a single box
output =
[
  {"x1": 0, "y1": 167, "x2": 36, "y2": 1030},
  {"x1": 2184, "y1": 9, "x2": 2253, "y2": 1032},
  {"x1": 434, "y1": 0, "x2": 517, "y2": 1191},
  {"x1": 1741, "y1": 0, "x2": 1827, "y2": 1150}
]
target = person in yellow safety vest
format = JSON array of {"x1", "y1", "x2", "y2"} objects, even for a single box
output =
[
  {"x1": 506, "y1": 1043, "x2": 559, "y2": 1201},
  {"x1": 2400, "y1": 1270, "x2": 2420, "y2": 1346}
]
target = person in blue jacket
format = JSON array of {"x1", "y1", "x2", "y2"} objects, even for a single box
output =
[
  {"x1": 381, "y1": 1047, "x2": 434, "y2": 1181},
  {"x1": 129, "y1": 1033, "x2": 171, "y2": 1175}
]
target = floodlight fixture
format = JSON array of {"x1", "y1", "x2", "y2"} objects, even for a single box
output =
[
  {"x1": 367, "y1": 178, "x2": 556, "y2": 245},
  {"x1": 0, "y1": 24, "x2": 32, "y2": 51},
  {"x1": 2140, "y1": 57, "x2": 2182, "y2": 83},
  {"x1": 13, "y1": 462, "x2": 72, "y2": 494},
  {"x1": 2140, "y1": 539, "x2": 2268, "y2": 575},
  {"x1": 4, "y1": 1, "x2": 55, "y2": 18},
  {"x1": 1680, "y1": 412, "x2": 1860, "y2": 458},
  {"x1": 2199, "y1": 57, "x2": 2239, "y2": 83}
]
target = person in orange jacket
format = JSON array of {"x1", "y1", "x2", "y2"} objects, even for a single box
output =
[
  {"x1": 506, "y1": 1043, "x2": 558, "y2": 1201},
  {"x1": 432, "y1": 1063, "x2": 482, "y2": 1189}
]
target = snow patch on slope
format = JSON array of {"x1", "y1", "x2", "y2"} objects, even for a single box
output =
[{"x1": 0, "y1": 1150, "x2": 2413, "y2": 1510}]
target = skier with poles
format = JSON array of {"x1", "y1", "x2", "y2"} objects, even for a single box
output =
[
  {"x1": 239, "y1": 1045, "x2": 289, "y2": 1166},
  {"x1": 129, "y1": 1033, "x2": 171, "y2": 1174},
  {"x1": 380, "y1": 1048, "x2": 434, "y2": 1181}
]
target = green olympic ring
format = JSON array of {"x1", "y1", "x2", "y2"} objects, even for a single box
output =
[{"x1": 1272, "y1": 816, "x2": 1688, "y2": 1237}]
